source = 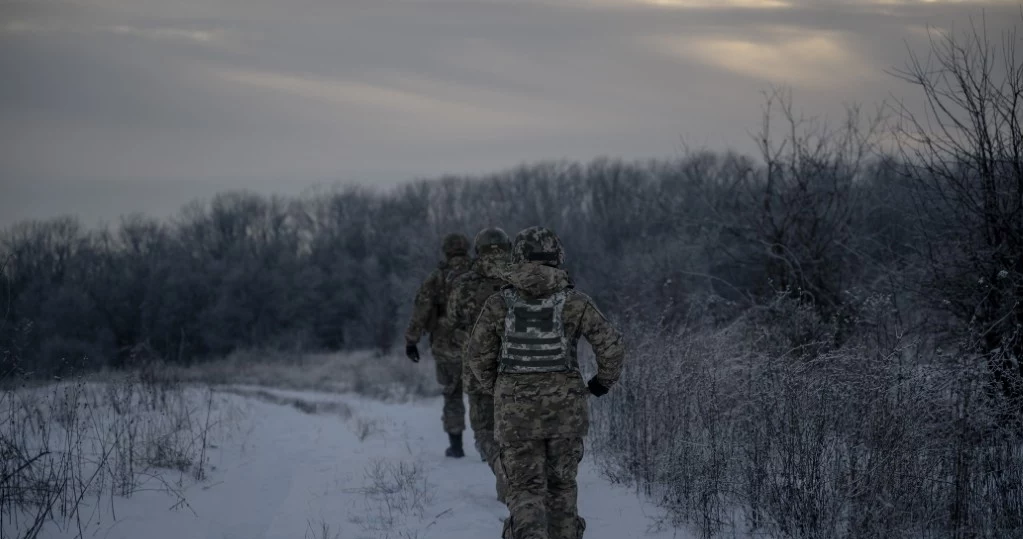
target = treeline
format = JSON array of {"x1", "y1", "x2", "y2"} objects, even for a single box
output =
[{"x1": 0, "y1": 135, "x2": 902, "y2": 374}]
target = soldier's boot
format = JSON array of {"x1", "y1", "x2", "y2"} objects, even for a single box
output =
[{"x1": 445, "y1": 433, "x2": 465, "y2": 458}]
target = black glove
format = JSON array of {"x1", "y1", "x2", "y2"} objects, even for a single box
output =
[
  {"x1": 405, "y1": 343, "x2": 420, "y2": 363},
  {"x1": 587, "y1": 377, "x2": 609, "y2": 397}
]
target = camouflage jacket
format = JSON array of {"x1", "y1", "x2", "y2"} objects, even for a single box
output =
[
  {"x1": 465, "y1": 262, "x2": 625, "y2": 442},
  {"x1": 405, "y1": 255, "x2": 472, "y2": 359},
  {"x1": 447, "y1": 254, "x2": 510, "y2": 394}
]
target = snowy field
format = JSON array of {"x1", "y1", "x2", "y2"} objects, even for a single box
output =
[{"x1": 15, "y1": 374, "x2": 697, "y2": 539}]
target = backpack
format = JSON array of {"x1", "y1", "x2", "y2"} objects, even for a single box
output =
[
  {"x1": 497, "y1": 288, "x2": 574, "y2": 374},
  {"x1": 428, "y1": 261, "x2": 472, "y2": 334}
]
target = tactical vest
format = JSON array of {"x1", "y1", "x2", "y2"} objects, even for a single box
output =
[{"x1": 498, "y1": 289, "x2": 574, "y2": 374}]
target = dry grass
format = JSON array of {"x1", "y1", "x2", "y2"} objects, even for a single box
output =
[
  {"x1": 0, "y1": 370, "x2": 233, "y2": 539},
  {"x1": 345, "y1": 458, "x2": 435, "y2": 538}
]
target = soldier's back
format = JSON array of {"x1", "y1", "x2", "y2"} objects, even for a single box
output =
[
  {"x1": 451, "y1": 266, "x2": 506, "y2": 392},
  {"x1": 491, "y1": 290, "x2": 601, "y2": 444},
  {"x1": 429, "y1": 256, "x2": 472, "y2": 354}
]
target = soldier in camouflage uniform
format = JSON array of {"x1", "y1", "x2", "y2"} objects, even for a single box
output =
[
  {"x1": 466, "y1": 226, "x2": 625, "y2": 539},
  {"x1": 405, "y1": 232, "x2": 473, "y2": 458},
  {"x1": 447, "y1": 227, "x2": 513, "y2": 501}
]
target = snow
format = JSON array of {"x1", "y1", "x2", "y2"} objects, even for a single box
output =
[{"x1": 36, "y1": 385, "x2": 694, "y2": 539}]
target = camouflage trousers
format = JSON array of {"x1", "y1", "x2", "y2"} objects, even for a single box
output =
[
  {"x1": 468, "y1": 393, "x2": 508, "y2": 501},
  {"x1": 499, "y1": 437, "x2": 586, "y2": 539},
  {"x1": 434, "y1": 359, "x2": 465, "y2": 434}
]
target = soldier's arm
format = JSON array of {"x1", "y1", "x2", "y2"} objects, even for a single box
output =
[
  {"x1": 404, "y1": 270, "x2": 441, "y2": 344},
  {"x1": 576, "y1": 295, "x2": 625, "y2": 389},
  {"x1": 466, "y1": 295, "x2": 504, "y2": 395}
]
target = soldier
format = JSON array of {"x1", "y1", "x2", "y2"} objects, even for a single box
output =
[
  {"x1": 447, "y1": 227, "x2": 513, "y2": 501},
  {"x1": 466, "y1": 226, "x2": 625, "y2": 539},
  {"x1": 405, "y1": 232, "x2": 473, "y2": 458}
]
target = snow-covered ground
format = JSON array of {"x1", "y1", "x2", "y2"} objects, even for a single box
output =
[{"x1": 35, "y1": 384, "x2": 693, "y2": 539}]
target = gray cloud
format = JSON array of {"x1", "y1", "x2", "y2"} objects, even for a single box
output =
[{"x1": 2, "y1": 0, "x2": 1021, "y2": 227}]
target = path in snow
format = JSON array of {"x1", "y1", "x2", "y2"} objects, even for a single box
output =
[{"x1": 41, "y1": 385, "x2": 693, "y2": 539}]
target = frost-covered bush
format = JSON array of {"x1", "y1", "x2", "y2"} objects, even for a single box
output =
[{"x1": 590, "y1": 293, "x2": 1023, "y2": 539}]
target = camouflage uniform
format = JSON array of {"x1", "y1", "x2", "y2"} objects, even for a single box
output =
[
  {"x1": 448, "y1": 228, "x2": 513, "y2": 501},
  {"x1": 406, "y1": 234, "x2": 473, "y2": 447},
  {"x1": 466, "y1": 227, "x2": 625, "y2": 539}
]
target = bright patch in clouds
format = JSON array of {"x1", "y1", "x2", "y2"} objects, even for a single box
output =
[
  {"x1": 2, "y1": 20, "x2": 223, "y2": 44},
  {"x1": 217, "y1": 69, "x2": 462, "y2": 113},
  {"x1": 868, "y1": 0, "x2": 1014, "y2": 3},
  {"x1": 647, "y1": 27, "x2": 874, "y2": 89},
  {"x1": 213, "y1": 68, "x2": 559, "y2": 136},
  {"x1": 629, "y1": 0, "x2": 1011, "y2": 6},
  {"x1": 637, "y1": 0, "x2": 791, "y2": 7},
  {"x1": 105, "y1": 25, "x2": 220, "y2": 43}
]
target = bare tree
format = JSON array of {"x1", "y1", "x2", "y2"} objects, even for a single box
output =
[
  {"x1": 714, "y1": 88, "x2": 887, "y2": 345},
  {"x1": 890, "y1": 14, "x2": 1023, "y2": 410}
]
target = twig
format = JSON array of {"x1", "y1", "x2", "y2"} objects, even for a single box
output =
[{"x1": 423, "y1": 508, "x2": 453, "y2": 529}]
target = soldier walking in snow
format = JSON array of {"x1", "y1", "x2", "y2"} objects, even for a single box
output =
[
  {"x1": 466, "y1": 226, "x2": 626, "y2": 539},
  {"x1": 405, "y1": 232, "x2": 473, "y2": 458},
  {"x1": 447, "y1": 227, "x2": 513, "y2": 501}
]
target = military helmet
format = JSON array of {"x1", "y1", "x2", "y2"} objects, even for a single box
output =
[
  {"x1": 511, "y1": 226, "x2": 564, "y2": 267},
  {"x1": 473, "y1": 227, "x2": 511, "y2": 255},
  {"x1": 442, "y1": 233, "x2": 471, "y2": 258}
]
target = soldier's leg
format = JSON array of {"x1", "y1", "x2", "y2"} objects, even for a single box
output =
[
  {"x1": 469, "y1": 393, "x2": 507, "y2": 501},
  {"x1": 468, "y1": 393, "x2": 488, "y2": 459},
  {"x1": 500, "y1": 440, "x2": 548, "y2": 539},
  {"x1": 545, "y1": 437, "x2": 585, "y2": 539},
  {"x1": 481, "y1": 395, "x2": 509, "y2": 502},
  {"x1": 434, "y1": 358, "x2": 465, "y2": 434}
]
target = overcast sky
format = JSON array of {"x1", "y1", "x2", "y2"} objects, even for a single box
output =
[{"x1": 2, "y1": 0, "x2": 1020, "y2": 228}]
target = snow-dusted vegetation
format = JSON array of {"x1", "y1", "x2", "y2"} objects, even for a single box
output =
[
  {"x1": 0, "y1": 370, "x2": 237, "y2": 538},
  {"x1": 590, "y1": 294, "x2": 1023, "y2": 538}
]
